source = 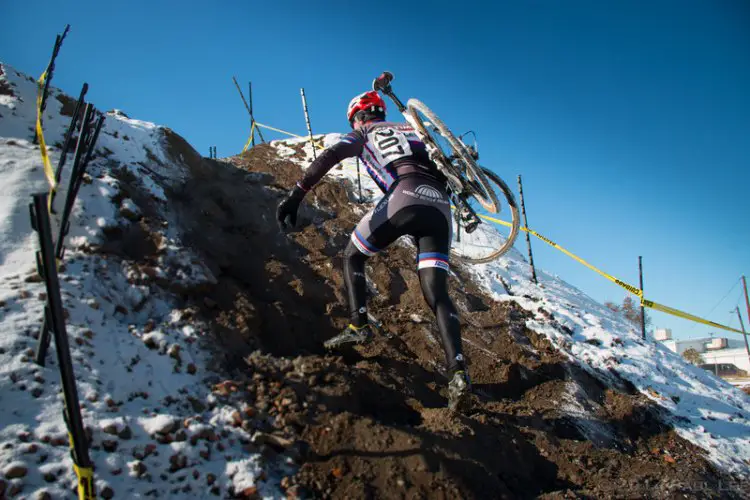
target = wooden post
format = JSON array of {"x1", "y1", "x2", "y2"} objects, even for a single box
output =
[
  {"x1": 639, "y1": 256, "x2": 646, "y2": 340},
  {"x1": 517, "y1": 175, "x2": 537, "y2": 284},
  {"x1": 300, "y1": 88, "x2": 316, "y2": 160}
]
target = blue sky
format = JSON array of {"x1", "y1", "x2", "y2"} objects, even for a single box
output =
[{"x1": 3, "y1": 1, "x2": 749, "y2": 340}]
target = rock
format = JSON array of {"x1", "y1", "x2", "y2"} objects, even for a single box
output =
[
  {"x1": 241, "y1": 486, "x2": 258, "y2": 497},
  {"x1": 0, "y1": 480, "x2": 5, "y2": 496},
  {"x1": 51, "y1": 437, "x2": 67, "y2": 447},
  {"x1": 131, "y1": 461, "x2": 147, "y2": 477},
  {"x1": 4, "y1": 463, "x2": 28, "y2": 479},
  {"x1": 206, "y1": 473, "x2": 217, "y2": 485},
  {"x1": 100, "y1": 486, "x2": 115, "y2": 499},
  {"x1": 118, "y1": 426, "x2": 133, "y2": 440},
  {"x1": 142, "y1": 319, "x2": 156, "y2": 334},
  {"x1": 168, "y1": 344, "x2": 181, "y2": 360},
  {"x1": 8, "y1": 483, "x2": 22, "y2": 496},
  {"x1": 169, "y1": 453, "x2": 187, "y2": 472},
  {"x1": 22, "y1": 444, "x2": 38, "y2": 454},
  {"x1": 102, "y1": 440, "x2": 118, "y2": 452},
  {"x1": 36, "y1": 489, "x2": 52, "y2": 500},
  {"x1": 187, "y1": 363, "x2": 197, "y2": 375},
  {"x1": 231, "y1": 411, "x2": 243, "y2": 427},
  {"x1": 102, "y1": 423, "x2": 119, "y2": 435}
]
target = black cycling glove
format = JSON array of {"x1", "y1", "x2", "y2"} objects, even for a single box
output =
[{"x1": 276, "y1": 184, "x2": 307, "y2": 230}]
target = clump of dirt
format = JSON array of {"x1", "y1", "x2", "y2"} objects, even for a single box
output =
[
  {"x1": 0, "y1": 69, "x2": 15, "y2": 97},
  {"x1": 145, "y1": 143, "x2": 747, "y2": 498},
  {"x1": 162, "y1": 126, "x2": 205, "y2": 175},
  {"x1": 55, "y1": 91, "x2": 77, "y2": 117}
]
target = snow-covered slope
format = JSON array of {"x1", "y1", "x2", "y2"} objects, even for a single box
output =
[
  {"x1": 0, "y1": 63, "x2": 284, "y2": 498},
  {"x1": 273, "y1": 134, "x2": 750, "y2": 479}
]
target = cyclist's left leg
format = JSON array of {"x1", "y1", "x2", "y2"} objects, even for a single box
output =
[{"x1": 343, "y1": 191, "x2": 404, "y2": 328}]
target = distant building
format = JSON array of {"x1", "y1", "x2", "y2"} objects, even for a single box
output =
[{"x1": 655, "y1": 328, "x2": 750, "y2": 374}]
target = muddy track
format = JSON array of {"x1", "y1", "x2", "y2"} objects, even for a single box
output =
[{"x1": 158, "y1": 144, "x2": 742, "y2": 498}]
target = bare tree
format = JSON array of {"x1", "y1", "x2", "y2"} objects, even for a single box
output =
[
  {"x1": 682, "y1": 348, "x2": 704, "y2": 365},
  {"x1": 605, "y1": 296, "x2": 652, "y2": 332}
]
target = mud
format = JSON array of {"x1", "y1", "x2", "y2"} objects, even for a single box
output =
[{"x1": 103, "y1": 142, "x2": 745, "y2": 498}]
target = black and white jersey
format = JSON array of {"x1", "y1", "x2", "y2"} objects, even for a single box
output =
[{"x1": 297, "y1": 120, "x2": 445, "y2": 193}]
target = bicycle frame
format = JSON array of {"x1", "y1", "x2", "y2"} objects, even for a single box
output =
[{"x1": 372, "y1": 73, "x2": 483, "y2": 235}]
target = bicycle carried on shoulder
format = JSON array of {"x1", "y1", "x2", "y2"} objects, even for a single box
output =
[{"x1": 373, "y1": 72, "x2": 520, "y2": 263}]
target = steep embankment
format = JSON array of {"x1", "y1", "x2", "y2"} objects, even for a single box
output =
[
  {"x1": 1, "y1": 61, "x2": 748, "y2": 498},
  {"x1": 173, "y1": 141, "x2": 746, "y2": 498}
]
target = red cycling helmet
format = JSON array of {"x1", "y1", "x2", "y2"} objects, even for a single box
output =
[{"x1": 347, "y1": 91, "x2": 386, "y2": 124}]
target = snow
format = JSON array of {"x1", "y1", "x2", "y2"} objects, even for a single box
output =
[
  {"x1": 0, "y1": 62, "x2": 280, "y2": 498},
  {"x1": 271, "y1": 130, "x2": 750, "y2": 479}
]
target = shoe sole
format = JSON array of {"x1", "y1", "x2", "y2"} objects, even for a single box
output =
[{"x1": 324, "y1": 336, "x2": 370, "y2": 349}]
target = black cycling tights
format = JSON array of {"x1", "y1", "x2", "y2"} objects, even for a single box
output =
[{"x1": 343, "y1": 240, "x2": 464, "y2": 373}]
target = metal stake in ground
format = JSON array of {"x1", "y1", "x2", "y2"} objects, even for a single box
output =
[
  {"x1": 35, "y1": 24, "x2": 71, "y2": 144},
  {"x1": 639, "y1": 256, "x2": 646, "y2": 340},
  {"x1": 232, "y1": 76, "x2": 263, "y2": 146},
  {"x1": 735, "y1": 306, "x2": 750, "y2": 367},
  {"x1": 517, "y1": 175, "x2": 537, "y2": 284},
  {"x1": 300, "y1": 88, "x2": 316, "y2": 160},
  {"x1": 30, "y1": 193, "x2": 94, "y2": 498},
  {"x1": 52, "y1": 83, "x2": 88, "y2": 199}
]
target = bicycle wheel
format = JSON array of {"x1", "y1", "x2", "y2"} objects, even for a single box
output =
[
  {"x1": 405, "y1": 99, "x2": 499, "y2": 213},
  {"x1": 450, "y1": 167, "x2": 521, "y2": 264}
]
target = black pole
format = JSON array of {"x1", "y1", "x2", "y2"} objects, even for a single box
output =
[
  {"x1": 356, "y1": 158, "x2": 363, "y2": 202},
  {"x1": 35, "y1": 25, "x2": 71, "y2": 144},
  {"x1": 31, "y1": 193, "x2": 93, "y2": 474},
  {"x1": 517, "y1": 175, "x2": 537, "y2": 284},
  {"x1": 249, "y1": 82, "x2": 255, "y2": 147},
  {"x1": 300, "y1": 88, "x2": 316, "y2": 160},
  {"x1": 53, "y1": 83, "x2": 88, "y2": 185},
  {"x1": 38, "y1": 108, "x2": 99, "y2": 365},
  {"x1": 735, "y1": 307, "x2": 750, "y2": 369},
  {"x1": 639, "y1": 256, "x2": 646, "y2": 340}
]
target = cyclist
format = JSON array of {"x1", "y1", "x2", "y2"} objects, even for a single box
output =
[{"x1": 276, "y1": 90, "x2": 469, "y2": 410}]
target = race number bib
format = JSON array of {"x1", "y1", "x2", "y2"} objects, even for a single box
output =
[{"x1": 367, "y1": 126, "x2": 412, "y2": 165}]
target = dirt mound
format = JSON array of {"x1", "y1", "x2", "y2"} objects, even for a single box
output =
[{"x1": 161, "y1": 144, "x2": 743, "y2": 498}]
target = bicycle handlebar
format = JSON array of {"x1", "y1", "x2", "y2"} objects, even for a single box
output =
[{"x1": 372, "y1": 71, "x2": 394, "y2": 92}]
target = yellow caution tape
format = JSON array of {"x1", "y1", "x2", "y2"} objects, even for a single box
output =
[
  {"x1": 479, "y1": 213, "x2": 643, "y2": 298},
  {"x1": 73, "y1": 463, "x2": 95, "y2": 500},
  {"x1": 255, "y1": 122, "x2": 304, "y2": 139},
  {"x1": 642, "y1": 298, "x2": 745, "y2": 335},
  {"x1": 242, "y1": 121, "x2": 257, "y2": 153},
  {"x1": 36, "y1": 70, "x2": 57, "y2": 210},
  {"x1": 478, "y1": 213, "x2": 746, "y2": 336}
]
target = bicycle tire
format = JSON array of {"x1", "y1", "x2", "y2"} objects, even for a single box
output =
[
  {"x1": 450, "y1": 167, "x2": 521, "y2": 264},
  {"x1": 405, "y1": 98, "x2": 499, "y2": 213}
]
